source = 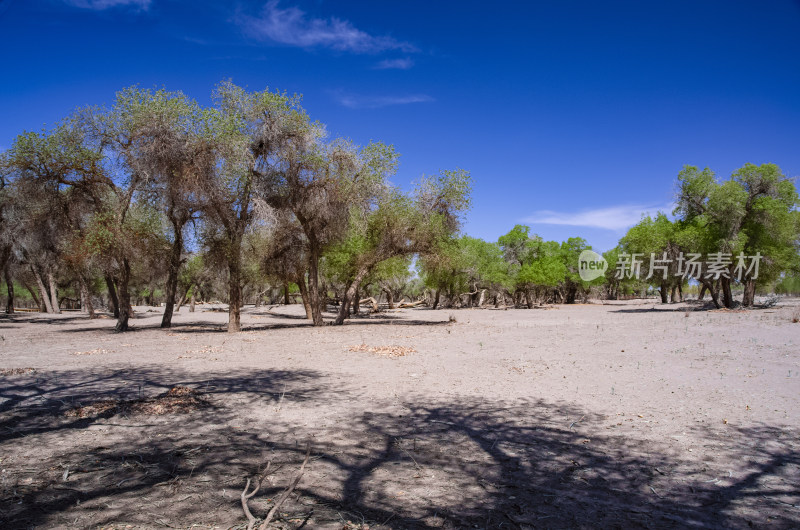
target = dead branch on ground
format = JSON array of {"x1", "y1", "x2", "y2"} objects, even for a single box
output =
[{"x1": 240, "y1": 443, "x2": 312, "y2": 530}]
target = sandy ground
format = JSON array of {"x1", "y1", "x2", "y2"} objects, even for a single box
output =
[{"x1": 1, "y1": 299, "x2": 799, "y2": 529}]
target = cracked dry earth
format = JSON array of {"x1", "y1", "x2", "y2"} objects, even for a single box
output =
[{"x1": 1, "y1": 299, "x2": 799, "y2": 529}]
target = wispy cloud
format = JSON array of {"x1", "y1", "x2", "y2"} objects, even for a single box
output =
[
  {"x1": 64, "y1": 0, "x2": 151, "y2": 10},
  {"x1": 237, "y1": 1, "x2": 416, "y2": 54},
  {"x1": 374, "y1": 57, "x2": 414, "y2": 70},
  {"x1": 333, "y1": 92, "x2": 434, "y2": 109},
  {"x1": 523, "y1": 204, "x2": 674, "y2": 231}
]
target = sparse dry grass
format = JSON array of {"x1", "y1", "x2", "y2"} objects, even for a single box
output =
[{"x1": 348, "y1": 344, "x2": 416, "y2": 358}]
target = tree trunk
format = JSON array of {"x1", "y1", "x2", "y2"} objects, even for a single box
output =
[
  {"x1": 297, "y1": 277, "x2": 313, "y2": 319},
  {"x1": 352, "y1": 286, "x2": 360, "y2": 316},
  {"x1": 190, "y1": 291, "x2": 196, "y2": 312},
  {"x1": 4, "y1": 265, "x2": 14, "y2": 314},
  {"x1": 79, "y1": 275, "x2": 95, "y2": 318},
  {"x1": 565, "y1": 284, "x2": 577, "y2": 304},
  {"x1": 161, "y1": 227, "x2": 183, "y2": 328},
  {"x1": 721, "y1": 276, "x2": 733, "y2": 309},
  {"x1": 698, "y1": 283, "x2": 707, "y2": 301},
  {"x1": 176, "y1": 285, "x2": 190, "y2": 312},
  {"x1": 47, "y1": 272, "x2": 61, "y2": 314},
  {"x1": 283, "y1": 281, "x2": 290, "y2": 305},
  {"x1": 334, "y1": 269, "x2": 369, "y2": 325},
  {"x1": 32, "y1": 266, "x2": 54, "y2": 313},
  {"x1": 227, "y1": 255, "x2": 242, "y2": 332},
  {"x1": 741, "y1": 277, "x2": 756, "y2": 307},
  {"x1": 384, "y1": 288, "x2": 395, "y2": 309},
  {"x1": 524, "y1": 289, "x2": 534, "y2": 309},
  {"x1": 701, "y1": 279, "x2": 721, "y2": 309},
  {"x1": 433, "y1": 288, "x2": 440, "y2": 310},
  {"x1": 105, "y1": 275, "x2": 120, "y2": 318},
  {"x1": 21, "y1": 278, "x2": 41, "y2": 312},
  {"x1": 660, "y1": 282, "x2": 669, "y2": 304},
  {"x1": 115, "y1": 259, "x2": 132, "y2": 332},
  {"x1": 307, "y1": 245, "x2": 324, "y2": 326}
]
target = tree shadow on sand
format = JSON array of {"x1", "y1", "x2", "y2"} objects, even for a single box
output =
[
  {"x1": 0, "y1": 369, "x2": 800, "y2": 529},
  {"x1": 1, "y1": 369, "x2": 798, "y2": 529}
]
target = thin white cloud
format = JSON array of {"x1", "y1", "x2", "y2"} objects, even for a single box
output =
[
  {"x1": 64, "y1": 0, "x2": 151, "y2": 9},
  {"x1": 375, "y1": 57, "x2": 414, "y2": 70},
  {"x1": 523, "y1": 204, "x2": 674, "y2": 231},
  {"x1": 334, "y1": 92, "x2": 434, "y2": 109},
  {"x1": 237, "y1": 1, "x2": 416, "y2": 54}
]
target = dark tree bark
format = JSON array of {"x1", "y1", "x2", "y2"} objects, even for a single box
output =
[
  {"x1": 335, "y1": 269, "x2": 369, "y2": 325},
  {"x1": 660, "y1": 282, "x2": 669, "y2": 304},
  {"x1": 742, "y1": 277, "x2": 756, "y2": 307},
  {"x1": 161, "y1": 218, "x2": 184, "y2": 328},
  {"x1": 115, "y1": 259, "x2": 132, "y2": 332},
  {"x1": 4, "y1": 265, "x2": 14, "y2": 314},
  {"x1": 283, "y1": 281, "x2": 290, "y2": 305},
  {"x1": 228, "y1": 254, "x2": 242, "y2": 332},
  {"x1": 700, "y1": 279, "x2": 721, "y2": 308},
  {"x1": 698, "y1": 283, "x2": 707, "y2": 301},
  {"x1": 297, "y1": 277, "x2": 313, "y2": 319},
  {"x1": 352, "y1": 286, "x2": 360, "y2": 316},
  {"x1": 105, "y1": 275, "x2": 120, "y2": 318},
  {"x1": 524, "y1": 289, "x2": 534, "y2": 309},
  {"x1": 432, "y1": 288, "x2": 440, "y2": 310},
  {"x1": 721, "y1": 276, "x2": 733, "y2": 309},
  {"x1": 565, "y1": 283, "x2": 578, "y2": 304}
]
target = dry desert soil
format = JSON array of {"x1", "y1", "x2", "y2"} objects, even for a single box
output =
[{"x1": 1, "y1": 299, "x2": 799, "y2": 529}]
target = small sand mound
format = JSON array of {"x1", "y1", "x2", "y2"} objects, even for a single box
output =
[
  {"x1": 65, "y1": 386, "x2": 209, "y2": 418},
  {"x1": 348, "y1": 344, "x2": 416, "y2": 359}
]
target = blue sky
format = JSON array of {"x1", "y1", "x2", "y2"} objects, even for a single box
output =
[{"x1": 2, "y1": 0, "x2": 799, "y2": 251}]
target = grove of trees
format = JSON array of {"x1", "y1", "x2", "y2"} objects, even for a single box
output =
[{"x1": 1, "y1": 83, "x2": 798, "y2": 329}]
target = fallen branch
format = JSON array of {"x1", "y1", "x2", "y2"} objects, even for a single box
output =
[
  {"x1": 259, "y1": 443, "x2": 312, "y2": 529},
  {"x1": 241, "y1": 462, "x2": 274, "y2": 530},
  {"x1": 398, "y1": 300, "x2": 426, "y2": 308},
  {"x1": 358, "y1": 297, "x2": 379, "y2": 312}
]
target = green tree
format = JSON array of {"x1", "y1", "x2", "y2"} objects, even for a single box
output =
[{"x1": 675, "y1": 163, "x2": 799, "y2": 307}]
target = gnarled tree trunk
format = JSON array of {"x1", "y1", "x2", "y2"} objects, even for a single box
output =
[
  {"x1": 115, "y1": 259, "x2": 132, "y2": 332},
  {"x1": 228, "y1": 255, "x2": 242, "y2": 332},
  {"x1": 720, "y1": 276, "x2": 733, "y2": 309},
  {"x1": 32, "y1": 266, "x2": 54, "y2": 313},
  {"x1": 47, "y1": 272, "x2": 61, "y2": 314},
  {"x1": 105, "y1": 275, "x2": 120, "y2": 318},
  {"x1": 4, "y1": 264, "x2": 14, "y2": 314},
  {"x1": 384, "y1": 288, "x2": 395, "y2": 309},
  {"x1": 161, "y1": 223, "x2": 183, "y2": 328},
  {"x1": 741, "y1": 277, "x2": 756, "y2": 307},
  {"x1": 524, "y1": 289, "x2": 534, "y2": 309},
  {"x1": 297, "y1": 277, "x2": 313, "y2": 320},
  {"x1": 79, "y1": 274, "x2": 95, "y2": 318},
  {"x1": 334, "y1": 269, "x2": 369, "y2": 325}
]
